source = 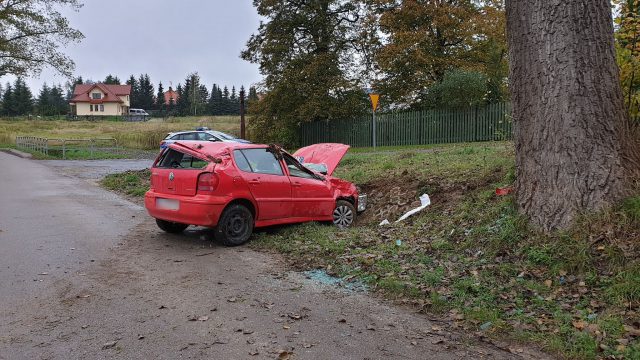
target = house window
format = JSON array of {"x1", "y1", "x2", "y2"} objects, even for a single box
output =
[
  {"x1": 100, "y1": 105, "x2": 104, "y2": 112},
  {"x1": 90, "y1": 105, "x2": 93, "y2": 112},
  {"x1": 92, "y1": 92, "x2": 101, "y2": 100}
]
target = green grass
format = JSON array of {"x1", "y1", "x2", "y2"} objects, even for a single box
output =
[
  {"x1": 0, "y1": 116, "x2": 243, "y2": 150},
  {"x1": 244, "y1": 142, "x2": 640, "y2": 359},
  {"x1": 101, "y1": 169, "x2": 150, "y2": 197}
]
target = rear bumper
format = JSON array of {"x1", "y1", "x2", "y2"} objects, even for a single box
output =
[{"x1": 145, "y1": 190, "x2": 229, "y2": 227}]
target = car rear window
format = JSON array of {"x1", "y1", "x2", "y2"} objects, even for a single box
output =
[
  {"x1": 233, "y1": 150, "x2": 252, "y2": 172},
  {"x1": 156, "y1": 149, "x2": 208, "y2": 169}
]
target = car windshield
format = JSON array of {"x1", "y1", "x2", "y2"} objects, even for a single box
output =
[{"x1": 210, "y1": 131, "x2": 237, "y2": 140}]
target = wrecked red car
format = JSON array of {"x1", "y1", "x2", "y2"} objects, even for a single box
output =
[{"x1": 144, "y1": 142, "x2": 366, "y2": 246}]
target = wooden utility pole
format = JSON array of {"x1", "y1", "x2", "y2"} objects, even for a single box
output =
[{"x1": 240, "y1": 88, "x2": 246, "y2": 139}]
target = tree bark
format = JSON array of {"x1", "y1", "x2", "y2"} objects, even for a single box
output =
[{"x1": 506, "y1": 0, "x2": 629, "y2": 231}]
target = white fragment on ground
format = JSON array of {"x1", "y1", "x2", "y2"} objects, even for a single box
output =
[
  {"x1": 379, "y1": 219, "x2": 390, "y2": 226},
  {"x1": 395, "y1": 194, "x2": 431, "y2": 222}
]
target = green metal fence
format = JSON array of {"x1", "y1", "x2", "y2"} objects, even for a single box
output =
[{"x1": 299, "y1": 102, "x2": 512, "y2": 147}]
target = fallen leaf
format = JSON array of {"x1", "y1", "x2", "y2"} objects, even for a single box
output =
[
  {"x1": 572, "y1": 321, "x2": 586, "y2": 330},
  {"x1": 624, "y1": 325, "x2": 640, "y2": 337},
  {"x1": 544, "y1": 280, "x2": 552, "y2": 288},
  {"x1": 278, "y1": 350, "x2": 293, "y2": 360},
  {"x1": 102, "y1": 341, "x2": 117, "y2": 350}
]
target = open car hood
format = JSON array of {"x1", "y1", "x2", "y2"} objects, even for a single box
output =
[{"x1": 293, "y1": 143, "x2": 350, "y2": 176}]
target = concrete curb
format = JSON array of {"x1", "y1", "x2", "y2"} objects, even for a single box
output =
[{"x1": 0, "y1": 148, "x2": 33, "y2": 159}]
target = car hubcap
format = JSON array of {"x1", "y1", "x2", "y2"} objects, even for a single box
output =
[
  {"x1": 226, "y1": 212, "x2": 249, "y2": 239},
  {"x1": 333, "y1": 205, "x2": 353, "y2": 228}
]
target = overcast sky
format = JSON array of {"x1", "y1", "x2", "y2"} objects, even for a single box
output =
[{"x1": 2, "y1": 0, "x2": 263, "y2": 92}]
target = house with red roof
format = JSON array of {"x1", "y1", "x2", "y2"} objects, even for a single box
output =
[
  {"x1": 69, "y1": 83, "x2": 132, "y2": 116},
  {"x1": 163, "y1": 86, "x2": 179, "y2": 105}
]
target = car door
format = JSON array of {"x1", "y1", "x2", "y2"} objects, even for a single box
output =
[
  {"x1": 234, "y1": 148, "x2": 292, "y2": 221},
  {"x1": 282, "y1": 154, "x2": 334, "y2": 218}
]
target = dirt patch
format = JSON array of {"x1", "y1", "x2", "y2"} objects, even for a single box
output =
[{"x1": 357, "y1": 167, "x2": 507, "y2": 225}]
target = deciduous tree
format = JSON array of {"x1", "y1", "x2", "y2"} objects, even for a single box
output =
[
  {"x1": 0, "y1": 0, "x2": 84, "y2": 77},
  {"x1": 242, "y1": 0, "x2": 369, "y2": 146},
  {"x1": 506, "y1": 0, "x2": 639, "y2": 231}
]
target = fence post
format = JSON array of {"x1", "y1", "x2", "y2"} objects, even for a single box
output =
[{"x1": 62, "y1": 140, "x2": 66, "y2": 159}]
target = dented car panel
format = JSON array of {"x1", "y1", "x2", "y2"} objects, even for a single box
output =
[{"x1": 144, "y1": 141, "x2": 365, "y2": 244}]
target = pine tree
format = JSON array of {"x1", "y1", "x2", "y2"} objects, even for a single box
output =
[
  {"x1": 36, "y1": 83, "x2": 52, "y2": 115},
  {"x1": 222, "y1": 86, "x2": 230, "y2": 115},
  {"x1": 0, "y1": 83, "x2": 12, "y2": 116},
  {"x1": 248, "y1": 86, "x2": 258, "y2": 102},
  {"x1": 11, "y1": 78, "x2": 34, "y2": 115},
  {"x1": 198, "y1": 84, "x2": 209, "y2": 114},
  {"x1": 50, "y1": 84, "x2": 67, "y2": 115},
  {"x1": 156, "y1": 82, "x2": 165, "y2": 112},
  {"x1": 137, "y1": 74, "x2": 154, "y2": 110},
  {"x1": 208, "y1": 84, "x2": 222, "y2": 115},
  {"x1": 126, "y1": 75, "x2": 140, "y2": 107},
  {"x1": 176, "y1": 83, "x2": 188, "y2": 116},
  {"x1": 103, "y1": 74, "x2": 121, "y2": 85}
]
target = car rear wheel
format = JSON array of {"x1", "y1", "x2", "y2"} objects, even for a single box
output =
[
  {"x1": 214, "y1": 204, "x2": 254, "y2": 246},
  {"x1": 155, "y1": 219, "x2": 189, "y2": 234},
  {"x1": 333, "y1": 200, "x2": 356, "y2": 228}
]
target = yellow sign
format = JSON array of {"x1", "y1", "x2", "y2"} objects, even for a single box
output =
[{"x1": 369, "y1": 93, "x2": 380, "y2": 112}]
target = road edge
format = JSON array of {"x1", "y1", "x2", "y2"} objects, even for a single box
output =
[{"x1": 0, "y1": 148, "x2": 33, "y2": 159}]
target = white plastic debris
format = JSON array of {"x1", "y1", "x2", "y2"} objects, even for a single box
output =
[
  {"x1": 379, "y1": 219, "x2": 390, "y2": 226},
  {"x1": 395, "y1": 194, "x2": 431, "y2": 222}
]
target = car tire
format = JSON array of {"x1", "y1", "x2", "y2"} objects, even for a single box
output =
[
  {"x1": 333, "y1": 200, "x2": 356, "y2": 228},
  {"x1": 156, "y1": 219, "x2": 189, "y2": 234},
  {"x1": 214, "y1": 204, "x2": 254, "y2": 246}
]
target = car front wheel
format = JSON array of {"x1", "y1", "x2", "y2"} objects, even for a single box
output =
[
  {"x1": 214, "y1": 204, "x2": 254, "y2": 246},
  {"x1": 333, "y1": 200, "x2": 356, "y2": 228},
  {"x1": 155, "y1": 219, "x2": 189, "y2": 233}
]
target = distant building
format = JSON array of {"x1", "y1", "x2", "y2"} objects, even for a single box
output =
[
  {"x1": 70, "y1": 83, "x2": 131, "y2": 116},
  {"x1": 163, "y1": 87, "x2": 179, "y2": 105}
]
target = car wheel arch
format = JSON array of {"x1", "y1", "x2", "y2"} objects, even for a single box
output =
[
  {"x1": 336, "y1": 196, "x2": 355, "y2": 205},
  {"x1": 223, "y1": 198, "x2": 257, "y2": 219}
]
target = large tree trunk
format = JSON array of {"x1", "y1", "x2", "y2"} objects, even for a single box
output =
[{"x1": 506, "y1": 0, "x2": 629, "y2": 231}]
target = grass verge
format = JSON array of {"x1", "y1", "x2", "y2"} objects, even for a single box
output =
[
  {"x1": 101, "y1": 169, "x2": 150, "y2": 197},
  {"x1": 0, "y1": 115, "x2": 243, "y2": 150},
  {"x1": 251, "y1": 143, "x2": 640, "y2": 359}
]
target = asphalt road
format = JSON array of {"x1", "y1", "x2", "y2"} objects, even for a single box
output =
[{"x1": 0, "y1": 153, "x2": 548, "y2": 359}]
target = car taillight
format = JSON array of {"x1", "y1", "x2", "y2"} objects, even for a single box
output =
[{"x1": 197, "y1": 173, "x2": 219, "y2": 194}]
